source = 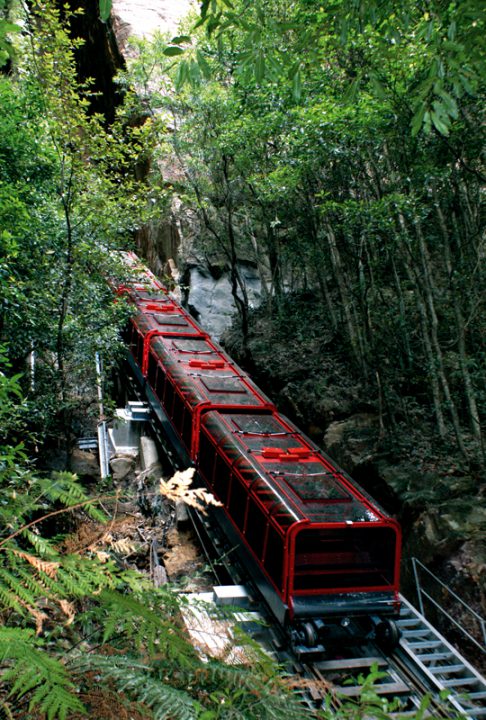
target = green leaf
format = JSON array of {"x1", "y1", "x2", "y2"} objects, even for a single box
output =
[
  {"x1": 189, "y1": 60, "x2": 201, "y2": 85},
  {"x1": 431, "y1": 110, "x2": 450, "y2": 135},
  {"x1": 255, "y1": 50, "x2": 265, "y2": 83},
  {"x1": 343, "y1": 76, "x2": 361, "y2": 104},
  {"x1": 196, "y1": 49, "x2": 211, "y2": 80},
  {"x1": 459, "y1": 73, "x2": 473, "y2": 95},
  {"x1": 171, "y1": 35, "x2": 191, "y2": 44},
  {"x1": 98, "y1": 0, "x2": 111, "y2": 22},
  {"x1": 199, "y1": 0, "x2": 210, "y2": 22},
  {"x1": 369, "y1": 72, "x2": 387, "y2": 99},
  {"x1": 292, "y1": 67, "x2": 302, "y2": 102},
  {"x1": 437, "y1": 89, "x2": 458, "y2": 119},
  {"x1": 163, "y1": 46, "x2": 186, "y2": 57},
  {"x1": 175, "y1": 60, "x2": 189, "y2": 90},
  {"x1": 411, "y1": 105, "x2": 426, "y2": 136},
  {"x1": 0, "y1": 21, "x2": 20, "y2": 35}
]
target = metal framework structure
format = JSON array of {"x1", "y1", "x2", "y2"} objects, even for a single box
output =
[{"x1": 412, "y1": 556, "x2": 486, "y2": 655}]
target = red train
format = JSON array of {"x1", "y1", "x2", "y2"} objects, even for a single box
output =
[{"x1": 117, "y1": 252, "x2": 402, "y2": 652}]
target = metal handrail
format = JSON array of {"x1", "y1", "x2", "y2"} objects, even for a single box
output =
[{"x1": 412, "y1": 556, "x2": 486, "y2": 653}]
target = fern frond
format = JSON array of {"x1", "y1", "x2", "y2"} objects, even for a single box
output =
[
  {"x1": 159, "y1": 468, "x2": 222, "y2": 514},
  {"x1": 0, "y1": 577, "x2": 24, "y2": 613},
  {"x1": 192, "y1": 660, "x2": 313, "y2": 720},
  {"x1": 96, "y1": 589, "x2": 197, "y2": 664},
  {"x1": 72, "y1": 654, "x2": 196, "y2": 720},
  {"x1": 56, "y1": 553, "x2": 120, "y2": 596},
  {"x1": 13, "y1": 559, "x2": 66, "y2": 600},
  {"x1": 48, "y1": 472, "x2": 108, "y2": 523},
  {"x1": 0, "y1": 627, "x2": 86, "y2": 720},
  {"x1": 0, "y1": 566, "x2": 40, "y2": 609},
  {"x1": 0, "y1": 473, "x2": 106, "y2": 543},
  {"x1": 19, "y1": 528, "x2": 56, "y2": 558},
  {"x1": 12, "y1": 549, "x2": 60, "y2": 578}
]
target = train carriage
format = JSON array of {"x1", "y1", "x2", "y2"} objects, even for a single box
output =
[
  {"x1": 145, "y1": 334, "x2": 273, "y2": 456},
  {"x1": 198, "y1": 411, "x2": 401, "y2": 632},
  {"x1": 118, "y1": 264, "x2": 274, "y2": 458},
  {"x1": 124, "y1": 303, "x2": 206, "y2": 372}
]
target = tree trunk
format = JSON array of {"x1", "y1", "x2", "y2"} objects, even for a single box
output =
[
  {"x1": 56, "y1": 156, "x2": 75, "y2": 463},
  {"x1": 324, "y1": 220, "x2": 366, "y2": 372},
  {"x1": 413, "y1": 214, "x2": 468, "y2": 458},
  {"x1": 395, "y1": 211, "x2": 446, "y2": 437},
  {"x1": 222, "y1": 155, "x2": 249, "y2": 343},
  {"x1": 434, "y1": 195, "x2": 482, "y2": 449},
  {"x1": 390, "y1": 253, "x2": 412, "y2": 368}
]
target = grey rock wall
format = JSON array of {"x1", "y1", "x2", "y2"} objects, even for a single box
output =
[
  {"x1": 187, "y1": 264, "x2": 262, "y2": 340},
  {"x1": 112, "y1": 0, "x2": 194, "y2": 44}
]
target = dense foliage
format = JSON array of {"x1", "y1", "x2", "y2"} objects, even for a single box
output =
[
  {"x1": 0, "y1": 5, "x2": 155, "y2": 450},
  {"x1": 128, "y1": 0, "x2": 485, "y2": 468}
]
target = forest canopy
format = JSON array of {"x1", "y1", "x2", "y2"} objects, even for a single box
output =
[{"x1": 123, "y1": 0, "x2": 485, "y2": 464}]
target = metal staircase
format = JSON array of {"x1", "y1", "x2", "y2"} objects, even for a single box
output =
[{"x1": 398, "y1": 595, "x2": 486, "y2": 718}]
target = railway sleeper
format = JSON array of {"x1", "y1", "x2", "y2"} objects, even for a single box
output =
[{"x1": 337, "y1": 680, "x2": 410, "y2": 698}]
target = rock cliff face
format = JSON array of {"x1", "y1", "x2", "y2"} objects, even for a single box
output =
[
  {"x1": 60, "y1": 0, "x2": 126, "y2": 121},
  {"x1": 112, "y1": 0, "x2": 193, "y2": 44}
]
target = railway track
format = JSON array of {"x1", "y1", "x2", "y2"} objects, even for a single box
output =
[{"x1": 181, "y1": 578, "x2": 485, "y2": 718}]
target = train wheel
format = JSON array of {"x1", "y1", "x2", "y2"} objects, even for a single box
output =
[
  {"x1": 375, "y1": 620, "x2": 400, "y2": 652},
  {"x1": 290, "y1": 620, "x2": 318, "y2": 651},
  {"x1": 302, "y1": 621, "x2": 318, "y2": 648}
]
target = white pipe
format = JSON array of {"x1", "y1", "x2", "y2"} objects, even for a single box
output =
[{"x1": 95, "y1": 352, "x2": 104, "y2": 420}]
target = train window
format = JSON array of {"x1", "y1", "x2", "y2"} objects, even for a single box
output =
[
  {"x1": 172, "y1": 339, "x2": 212, "y2": 353},
  {"x1": 154, "y1": 314, "x2": 186, "y2": 326},
  {"x1": 271, "y1": 511, "x2": 297, "y2": 530},
  {"x1": 245, "y1": 499, "x2": 266, "y2": 560},
  {"x1": 213, "y1": 453, "x2": 231, "y2": 505},
  {"x1": 148, "y1": 353, "x2": 158, "y2": 388},
  {"x1": 201, "y1": 377, "x2": 246, "y2": 395},
  {"x1": 172, "y1": 391, "x2": 185, "y2": 437},
  {"x1": 155, "y1": 365, "x2": 166, "y2": 400},
  {"x1": 246, "y1": 476, "x2": 300, "y2": 534},
  {"x1": 287, "y1": 471, "x2": 352, "y2": 505},
  {"x1": 228, "y1": 476, "x2": 247, "y2": 530},
  {"x1": 263, "y1": 525, "x2": 284, "y2": 591},
  {"x1": 164, "y1": 379, "x2": 175, "y2": 418},
  {"x1": 181, "y1": 408, "x2": 193, "y2": 452},
  {"x1": 198, "y1": 433, "x2": 216, "y2": 487},
  {"x1": 136, "y1": 332, "x2": 144, "y2": 366},
  {"x1": 293, "y1": 527, "x2": 397, "y2": 592}
]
